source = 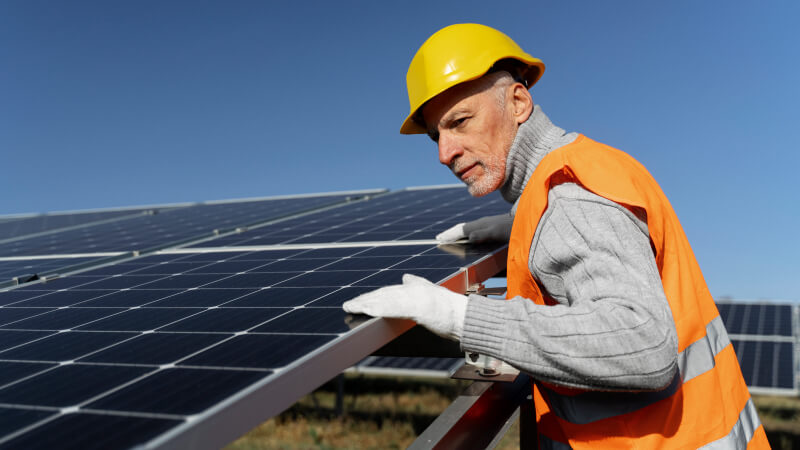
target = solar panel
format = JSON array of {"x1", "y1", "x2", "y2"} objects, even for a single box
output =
[
  {"x1": 0, "y1": 186, "x2": 511, "y2": 447},
  {"x1": 716, "y1": 300, "x2": 798, "y2": 395},
  {"x1": 0, "y1": 192, "x2": 375, "y2": 257},
  {"x1": 187, "y1": 187, "x2": 509, "y2": 248},
  {"x1": 0, "y1": 240, "x2": 506, "y2": 448}
]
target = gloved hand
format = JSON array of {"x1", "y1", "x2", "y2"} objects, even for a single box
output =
[
  {"x1": 342, "y1": 274, "x2": 467, "y2": 341},
  {"x1": 436, "y1": 213, "x2": 514, "y2": 244}
]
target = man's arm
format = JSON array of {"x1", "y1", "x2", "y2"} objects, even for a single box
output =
[
  {"x1": 462, "y1": 183, "x2": 679, "y2": 391},
  {"x1": 345, "y1": 183, "x2": 678, "y2": 392}
]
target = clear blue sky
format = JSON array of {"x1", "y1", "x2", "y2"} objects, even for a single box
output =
[{"x1": 2, "y1": 1, "x2": 798, "y2": 301}]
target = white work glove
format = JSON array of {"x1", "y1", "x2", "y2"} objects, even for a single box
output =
[
  {"x1": 436, "y1": 213, "x2": 514, "y2": 244},
  {"x1": 342, "y1": 274, "x2": 467, "y2": 341}
]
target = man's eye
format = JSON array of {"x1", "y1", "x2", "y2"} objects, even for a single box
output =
[{"x1": 452, "y1": 117, "x2": 469, "y2": 127}]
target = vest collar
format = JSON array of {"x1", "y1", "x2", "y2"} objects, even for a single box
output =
[{"x1": 500, "y1": 105, "x2": 578, "y2": 206}]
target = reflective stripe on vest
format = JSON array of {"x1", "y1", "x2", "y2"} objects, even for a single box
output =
[
  {"x1": 700, "y1": 398, "x2": 760, "y2": 450},
  {"x1": 680, "y1": 315, "x2": 730, "y2": 383},
  {"x1": 539, "y1": 398, "x2": 762, "y2": 450},
  {"x1": 541, "y1": 315, "x2": 731, "y2": 425}
]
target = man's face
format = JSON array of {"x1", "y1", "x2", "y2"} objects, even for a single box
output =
[{"x1": 422, "y1": 76, "x2": 518, "y2": 197}]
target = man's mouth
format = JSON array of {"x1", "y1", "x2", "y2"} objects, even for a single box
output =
[{"x1": 455, "y1": 162, "x2": 479, "y2": 180}]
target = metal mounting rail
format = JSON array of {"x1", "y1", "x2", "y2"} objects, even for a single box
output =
[{"x1": 410, "y1": 372, "x2": 534, "y2": 450}]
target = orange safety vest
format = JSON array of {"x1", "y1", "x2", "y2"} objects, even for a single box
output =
[{"x1": 506, "y1": 135, "x2": 768, "y2": 449}]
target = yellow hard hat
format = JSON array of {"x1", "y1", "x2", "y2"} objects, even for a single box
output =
[{"x1": 400, "y1": 23, "x2": 545, "y2": 134}]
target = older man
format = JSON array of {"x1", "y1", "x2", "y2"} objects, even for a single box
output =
[{"x1": 343, "y1": 24, "x2": 766, "y2": 448}]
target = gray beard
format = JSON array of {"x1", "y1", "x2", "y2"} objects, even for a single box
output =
[{"x1": 462, "y1": 153, "x2": 506, "y2": 197}]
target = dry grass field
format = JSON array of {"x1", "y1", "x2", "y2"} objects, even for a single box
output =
[{"x1": 226, "y1": 374, "x2": 800, "y2": 450}]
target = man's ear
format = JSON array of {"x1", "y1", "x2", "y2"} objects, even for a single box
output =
[{"x1": 511, "y1": 83, "x2": 533, "y2": 124}]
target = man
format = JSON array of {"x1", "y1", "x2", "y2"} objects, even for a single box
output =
[{"x1": 343, "y1": 24, "x2": 767, "y2": 448}]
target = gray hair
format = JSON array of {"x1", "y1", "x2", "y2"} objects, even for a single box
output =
[{"x1": 488, "y1": 71, "x2": 516, "y2": 109}]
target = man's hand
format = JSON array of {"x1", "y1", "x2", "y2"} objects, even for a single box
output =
[
  {"x1": 436, "y1": 213, "x2": 514, "y2": 244},
  {"x1": 342, "y1": 274, "x2": 467, "y2": 341}
]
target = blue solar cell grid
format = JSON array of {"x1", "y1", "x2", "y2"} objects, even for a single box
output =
[
  {"x1": 716, "y1": 302, "x2": 793, "y2": 337},
  {"x1": 0, "y1": 186, "x2": 510, "y2": 448},
  {"x1": 730, "y1": 339, "x2": 795, "y2": 390},
  {"x1": 0, "y1": 241, "x2": 503, "y2": 448},
  {"x1": 0, "y1": 194, "x2": 358, "y2": 256},
  {"x1": 190, "y1": 188, "x2": 509, "y2": 247}
]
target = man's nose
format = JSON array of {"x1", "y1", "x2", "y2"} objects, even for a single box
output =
[{"x1": 438, "y1": 134, "x2": 462, "y2": 166}]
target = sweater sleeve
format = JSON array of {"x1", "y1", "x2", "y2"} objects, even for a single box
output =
[{"x1": 461, "y1": 183, "x2": 679, "y2": 391}]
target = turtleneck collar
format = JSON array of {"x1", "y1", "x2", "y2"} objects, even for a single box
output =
[{"x1": 500, "y1": 104, "x2": 578, "y2": 206}]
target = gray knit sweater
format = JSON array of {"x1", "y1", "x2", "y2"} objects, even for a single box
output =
[{"x1": 460, "y1": 106, "x2": 679, "y2": 391}]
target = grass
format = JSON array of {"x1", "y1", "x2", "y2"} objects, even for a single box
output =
[
  {"x1": 225, "y1": 374, "x2": 482, "y2": 450},
  {"x1": 226, "y1": 374, "x2": 799, "y2": 450},
  {"x1": 753, "y1": 395, "x2": 800, "y2": 448}
]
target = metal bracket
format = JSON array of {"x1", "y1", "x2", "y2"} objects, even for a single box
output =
[
  {"x1": 451, "y1": 362, "x2": 520, "y2": 383},
  {"x1": 459, "y1": 283, "x2": 517, "y2": 381},
  {"x1": 477, "y1": 286, "x2": 507, "y2": 297},
  {"x1": 466, "y1": 282, "x2": 485, "y2": 295}
]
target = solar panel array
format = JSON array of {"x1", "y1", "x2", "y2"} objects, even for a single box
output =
[
  {"x1": 716, "y1": 300, "x2": 798, "y2": 395},
  {"x1": 0, "y1": 186, "x2": 510, "y2": 449},
  {"x1": 0, "y1": 192, "x2": 378, "y2": 286}
]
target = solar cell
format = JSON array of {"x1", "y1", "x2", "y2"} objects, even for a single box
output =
[
  {"x1": 80, "y1": 333, "x2": 230, "y2": 365},
  {"x1": 0, "y1": 308, "x2": 56, "y2": 326},
  {"x1": 0, "y1": 408, "x2": 55, "y2": 438},
  {"x1": 85, "y1": 367, "x2": 269, "y2": 415},
  {"x1": 0, "y1": 362, "x2": 57, "y2": 386},
  {"x1": 251, "y1": 308, "x2": 351, "y2": 334},
  {"x1": 0, "y1": 241, "x2": 506, "y2": 448},
  {"x1": 0, "y1": 331, "x2": 137, "y2": 361},
  {"x1": 0, "y1": 331, "x2": 55, "y2": 352},
  {"x1": 0, "y1": 364, "x2": 154, "y2": 407},
  {"x1": 6, "y1": 307, "x2": 130, "y2": 330}
]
